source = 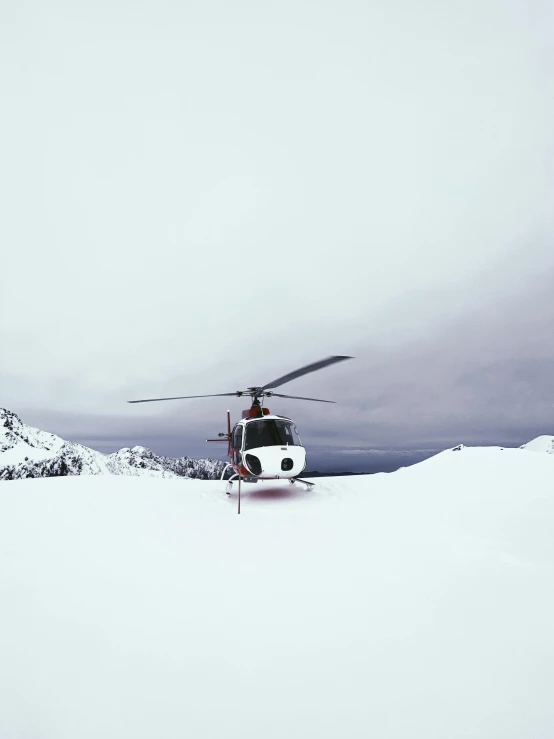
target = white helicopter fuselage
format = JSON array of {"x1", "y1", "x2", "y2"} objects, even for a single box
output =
[{"x1": 234, "y1": 414, "x2": 306, "y2": 479}]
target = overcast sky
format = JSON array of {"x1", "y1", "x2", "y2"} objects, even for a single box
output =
[{"x1": 2, "y1": 0, "x2": 554, "y2": 463}]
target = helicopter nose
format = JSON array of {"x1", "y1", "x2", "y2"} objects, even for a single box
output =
[{"x1": 244, "y1": 446, "x2": 306, "y2": 477}]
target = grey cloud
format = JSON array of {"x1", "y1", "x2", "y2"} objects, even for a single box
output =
[{"x1": 10, "y1": 248, "x2": 554, "y2": 461}]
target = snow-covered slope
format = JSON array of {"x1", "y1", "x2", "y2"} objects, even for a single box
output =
[
  {"x1": 520, "y1": 434, "x2": 554, "y2": 454},
  {"x1": 0, "y1": 408, "x2": 225, "y2": 480},
  {"x1": 0, "y1": 407, "x2": 66, "y2": 462},
  {"x1": 1, "y1": 444, "x2": 553, "y2": 739}
]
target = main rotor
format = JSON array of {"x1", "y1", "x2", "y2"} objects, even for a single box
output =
[{"x1": 128, "y1": 355, "x2": 353, "y2": 408}]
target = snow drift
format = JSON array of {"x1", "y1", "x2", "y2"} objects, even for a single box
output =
[
  {"x1": 0, "y1": 408, "x2": 225, "y2": 480},
  {"x1": 1, "y1": 441, "x2": 553, "y2": 738},
  {"x1": 520, "y1": 434, "x2": 554, "y2": 454}
]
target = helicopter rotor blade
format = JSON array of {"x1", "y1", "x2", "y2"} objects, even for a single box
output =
[
  {"x1": 128, "y1": 393, "x2": 239, "y2": 404},
  {"x1": 269, "y1": 393, "x2": 335, "y2": 403},
  {"x1": 262, "y1": 355, "x2": 353, "y2": 391}
]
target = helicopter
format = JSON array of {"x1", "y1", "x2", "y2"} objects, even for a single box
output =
[{"x1": 128, "y1": 355, "x2": 353, "y2": 512}]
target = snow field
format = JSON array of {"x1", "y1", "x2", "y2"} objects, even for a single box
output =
[{"x1": 1, "y1": 446, "x2": 554, "y2": 738}]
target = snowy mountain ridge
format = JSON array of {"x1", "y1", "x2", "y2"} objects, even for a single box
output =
[
  {"x1": 520, "y1": 435, "x2": 554, "y2": 454},
  {"x1": 0, "y1": 408, "x2": 226, "y2": 481}
]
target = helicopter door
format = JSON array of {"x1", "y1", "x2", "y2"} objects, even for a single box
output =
[{"x1": 232, "y1": 425, "x2": 243, "y2": 464}]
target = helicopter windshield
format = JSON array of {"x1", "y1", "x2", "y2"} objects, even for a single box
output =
[{"x1": 244, "y1": 419, "x2": 302, "y2": 450}]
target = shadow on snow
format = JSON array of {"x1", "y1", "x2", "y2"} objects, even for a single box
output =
[{"x1": 227, "y1": 481, "x2": 315, "y2": 503}]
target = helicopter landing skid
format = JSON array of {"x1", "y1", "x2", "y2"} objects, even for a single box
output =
[
  {"x1": 220, "y1": 463, "x2": 233, "y2": 481},
  {"x1": 289, "y1": 477, "x2": 315, "y2": 490},
  {"x1": 225, "y1": 475, "x2": 314, "y2": 494},
  {"x1": 225, "y1": 473, "x2": 240, "y2": 495}
]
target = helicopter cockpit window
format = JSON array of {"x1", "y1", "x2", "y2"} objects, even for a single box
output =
[
  {"x1": 233, "y1": 425, "x2": 243, "y2": 450},
  {"x1": 244, "y1": 420, "x2": 302, "y2": 450}
]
